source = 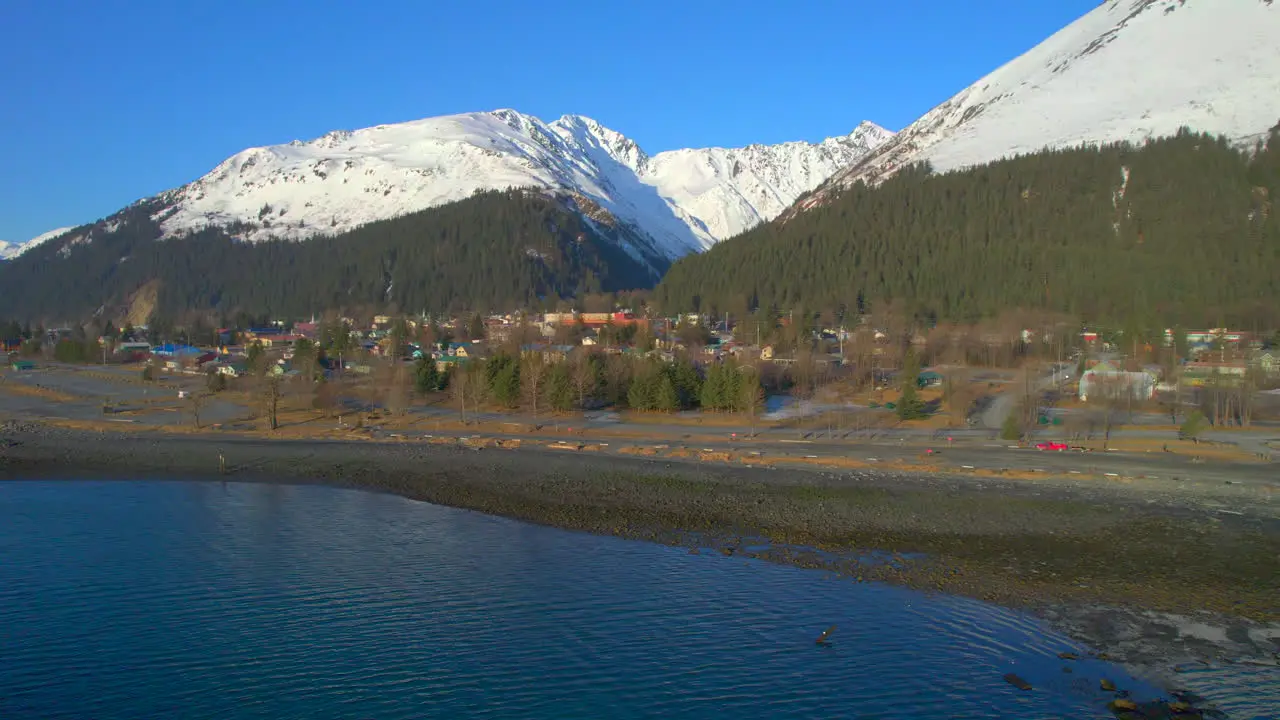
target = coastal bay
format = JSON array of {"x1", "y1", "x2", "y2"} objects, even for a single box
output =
[{"x1": 3, "y1": 420, "x2": 1277, "y2": 698}]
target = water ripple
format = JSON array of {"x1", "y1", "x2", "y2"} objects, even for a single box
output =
[{"x1": 0, "y1": 480, "x2": 1259, "y2": 719}]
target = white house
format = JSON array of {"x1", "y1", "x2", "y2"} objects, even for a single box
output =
[{"x1": 1078, "y1": 370, "x2": 1156, "y2": 403}]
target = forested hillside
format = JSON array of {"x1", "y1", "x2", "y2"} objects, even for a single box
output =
[
  {"x1": 657, "y1": 129, "x2": 1280, "y2": 327},
  {"x1": 0, "y1": 190, "x2": 660, "y2": 323}
]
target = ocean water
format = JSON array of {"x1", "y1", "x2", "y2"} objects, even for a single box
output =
[{"x1": 0, "y1": 480, "x2": 1266, "y2": 719}]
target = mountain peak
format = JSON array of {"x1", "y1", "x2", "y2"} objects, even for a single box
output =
[
  {"x1": 553, "y1": 113, "x2": 604, "y2": 129},
  {"x1": 132, "y1": 108, "x2": 891, "y2": 266},
  {"x1": 850, "y1": 120, "x2": 893, "y2": 139},
  {"x1": 799, "y1": 0, "x2": 1280, "y2": 207},
  {"x1": 0, "y1": 226, "x2": 77, "y2": 261}
]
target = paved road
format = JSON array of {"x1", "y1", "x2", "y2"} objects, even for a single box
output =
[
  {"x1": 979, "y1": 363, "x2": 1072, "y2": 430},
  {"x1": 6, "y1": 362, "x2": 1275, "y2": 470}
]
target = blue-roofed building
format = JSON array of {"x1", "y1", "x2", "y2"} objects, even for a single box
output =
[{"x1": 152, "y1": 343, "x2": 202, "y2": 357}]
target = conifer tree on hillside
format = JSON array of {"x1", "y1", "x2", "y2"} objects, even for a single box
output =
[
  {"x1": 657, "y1": 130, "x2": 1280, "y2": 327},
  {"x1": 0, "y1": 190, "x2": 659, "y2": 323}
]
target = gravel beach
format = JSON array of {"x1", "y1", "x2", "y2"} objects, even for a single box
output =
[{"x1": 3, "y1": 420, "x2": 1278, "y2": 698}]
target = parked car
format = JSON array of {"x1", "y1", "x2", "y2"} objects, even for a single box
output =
[{"x1": 1035, "y1": 441, "x2": 1068, "y2": 451}]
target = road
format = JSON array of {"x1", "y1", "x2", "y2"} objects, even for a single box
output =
[
  {"x1": 5, "y1": 361, "x2": 1275, "y2": 470},
  {"x1": 979, "y1": 363, "x2": 1072, "y2": 431}
]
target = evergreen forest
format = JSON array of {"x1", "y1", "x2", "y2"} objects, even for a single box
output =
[
  {"x1": 4, "y1": 128, "x2": 1280, "y2": 329},
  {"x1": 0, "y1": 190, "x2": 661, "y2": 324},
  {"x1": 656, "y1": 129, "x2": 1280, "y2": 327}
]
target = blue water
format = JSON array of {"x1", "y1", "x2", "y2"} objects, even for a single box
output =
[{"x1": 0, "y1": 481, "x2": 1253, "y2": 718}]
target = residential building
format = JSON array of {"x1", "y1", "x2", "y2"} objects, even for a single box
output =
[
  {"x1": 917, "y1": 370, "x2": 944, "y2": 388},
  {"x1": 1253, "y1": 351, "x2": 1278, "y2": 377},
  {"x1": 1078, "y1": 369, "x2": 1156, "y2": 402}
]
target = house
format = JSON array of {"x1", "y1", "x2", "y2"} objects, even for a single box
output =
[
  {"x1": 520, "y1": 344, "x2": 575, "y2": 363},
  {"x1": 216, "y1": 362, "x2": 248, "y2": 378},
  {"x1": 1087, "y1": 359, "x2": 1119, "y2": 374},
  {"x1": 434, "y1": 355, "x2": 466, "y2": 373},
  {"x1": 1167, "y1": 328, "x2": 1246, "y2": 346},
  {"x1": 760, "y1": 345, "x2": 775, "y2": 360},
  {"x1": 1183, "y1": 361, "x2": 1248, "y2": 378},
  {"x1": 152, "y1": 343, "x2": 202, "y2": 357},
  {"x1": 255, "y1": 334, "x2": 304, "y2": 349},
  {"x1": 1253, "y1": 351, "x2": 1279, "y2": 377},
  {"x1": 917, "y1": 370, "x2": 944, "y2": 388},
  {"x1": 447, "y1": 342, "x2": 472, "y2": 358},
  {"x1": 1078, "y1": 370, "x2": 1156, "y2": 402}
]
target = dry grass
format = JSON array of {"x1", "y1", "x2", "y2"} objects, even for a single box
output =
[
  {"x1": 0, "y1": 383, "x2": 82, "y2": 403},
  {"x1": 618, "y1": 446, "x2": 662, "y2": 457}
]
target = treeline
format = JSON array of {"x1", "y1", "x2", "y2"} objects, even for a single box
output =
[
  {"x1": 0, "y1": 190, "x2": 662, "y2": 324},
  {"x1": 656, "y1": 128, "x2": 1280, "y2": 327},
  {"x1": 421, "y1": 350, "x2": 765, "y2": 418}
]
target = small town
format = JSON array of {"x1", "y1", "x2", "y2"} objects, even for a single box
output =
[{"x1": 3, "y1": 309, "x2": 1278, "y2": 458}]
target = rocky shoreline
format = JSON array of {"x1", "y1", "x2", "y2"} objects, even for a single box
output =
[{"x1": 2, "y1": 420, "x2": 1278, "y2": 706}]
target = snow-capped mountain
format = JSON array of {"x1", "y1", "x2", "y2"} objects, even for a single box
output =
[
  {"x1": 151, "y1": 110, "x2": 891, "y2": 267},
  {"x1": 796, "y1": 0, "x2": 1280, "y2": 210},
  {"x1": 0, "y1": 227, "x2": 75, "y2": 260}
]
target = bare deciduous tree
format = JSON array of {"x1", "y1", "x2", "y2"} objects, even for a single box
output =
[
  {"x1": 521, "y1": 353, "x2": 548, "y2": 422},
  {"x1": 571, "y1": 350, "x2": 599, "y2": 409},
  {"x1": 261, "y1": 374, "x2": 282, "y2": 431},
  {"x1": 188, "y1": 391, "x2": 207, "y2": 429},
  {"x1": 381, "y1": 359, "x2": 410, "y2": 417}
]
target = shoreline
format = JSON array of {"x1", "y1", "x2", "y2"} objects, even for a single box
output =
[{"x1": 3, "y1": 420, "x2": 1278, "y2": 699}]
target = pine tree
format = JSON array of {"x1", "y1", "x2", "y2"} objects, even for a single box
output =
[
  {"x1": 414, "y1": 357, "x2": 441, "y2": 394},
  {"x1": 489, "y1": 360, "x2": 520, "y2": 408},
  {"x1": 656, "y1": 375, "x2": 679, "y2": 413},
  {"x1": 627, "y1": 367, "x2": 656, "y2": 410},
  {"x1": 669, "y1": 358, "x2": 703, "y2": 409},
  {"x1": 700, "y1": 363, "x2": 726, "y2": 411},
  {"x1": 896, "y1": 350, "x2": 927, "y2": 421},
  {"x1": 547, "y1": 362, "x2": 574, "y2": 412},
  {"x1": 468, "y1": 313, "x2": 486, "y2": 341}
]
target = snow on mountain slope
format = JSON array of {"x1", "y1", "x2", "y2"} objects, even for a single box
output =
[
  {"x1": 0, "y1": 226, "x2": 75, "y2": 260},
  {"x1": 641, "y1": 121, "x2": 893, "y2": 240},
  {"x1": 798, "y1": 0, "x2": 1280, "y2": 209},
  {"x1": 154, "y1": 109, "x2": 892, "y2": 266}
]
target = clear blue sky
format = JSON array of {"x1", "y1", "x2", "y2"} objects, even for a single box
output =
[{"x1": 0, "y1": 0, "x2": 1098, "y2": 241}]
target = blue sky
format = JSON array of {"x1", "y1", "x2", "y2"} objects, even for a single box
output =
[{"x1": 0, "y1": 0, "x2": 1097, "y2": 241}]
